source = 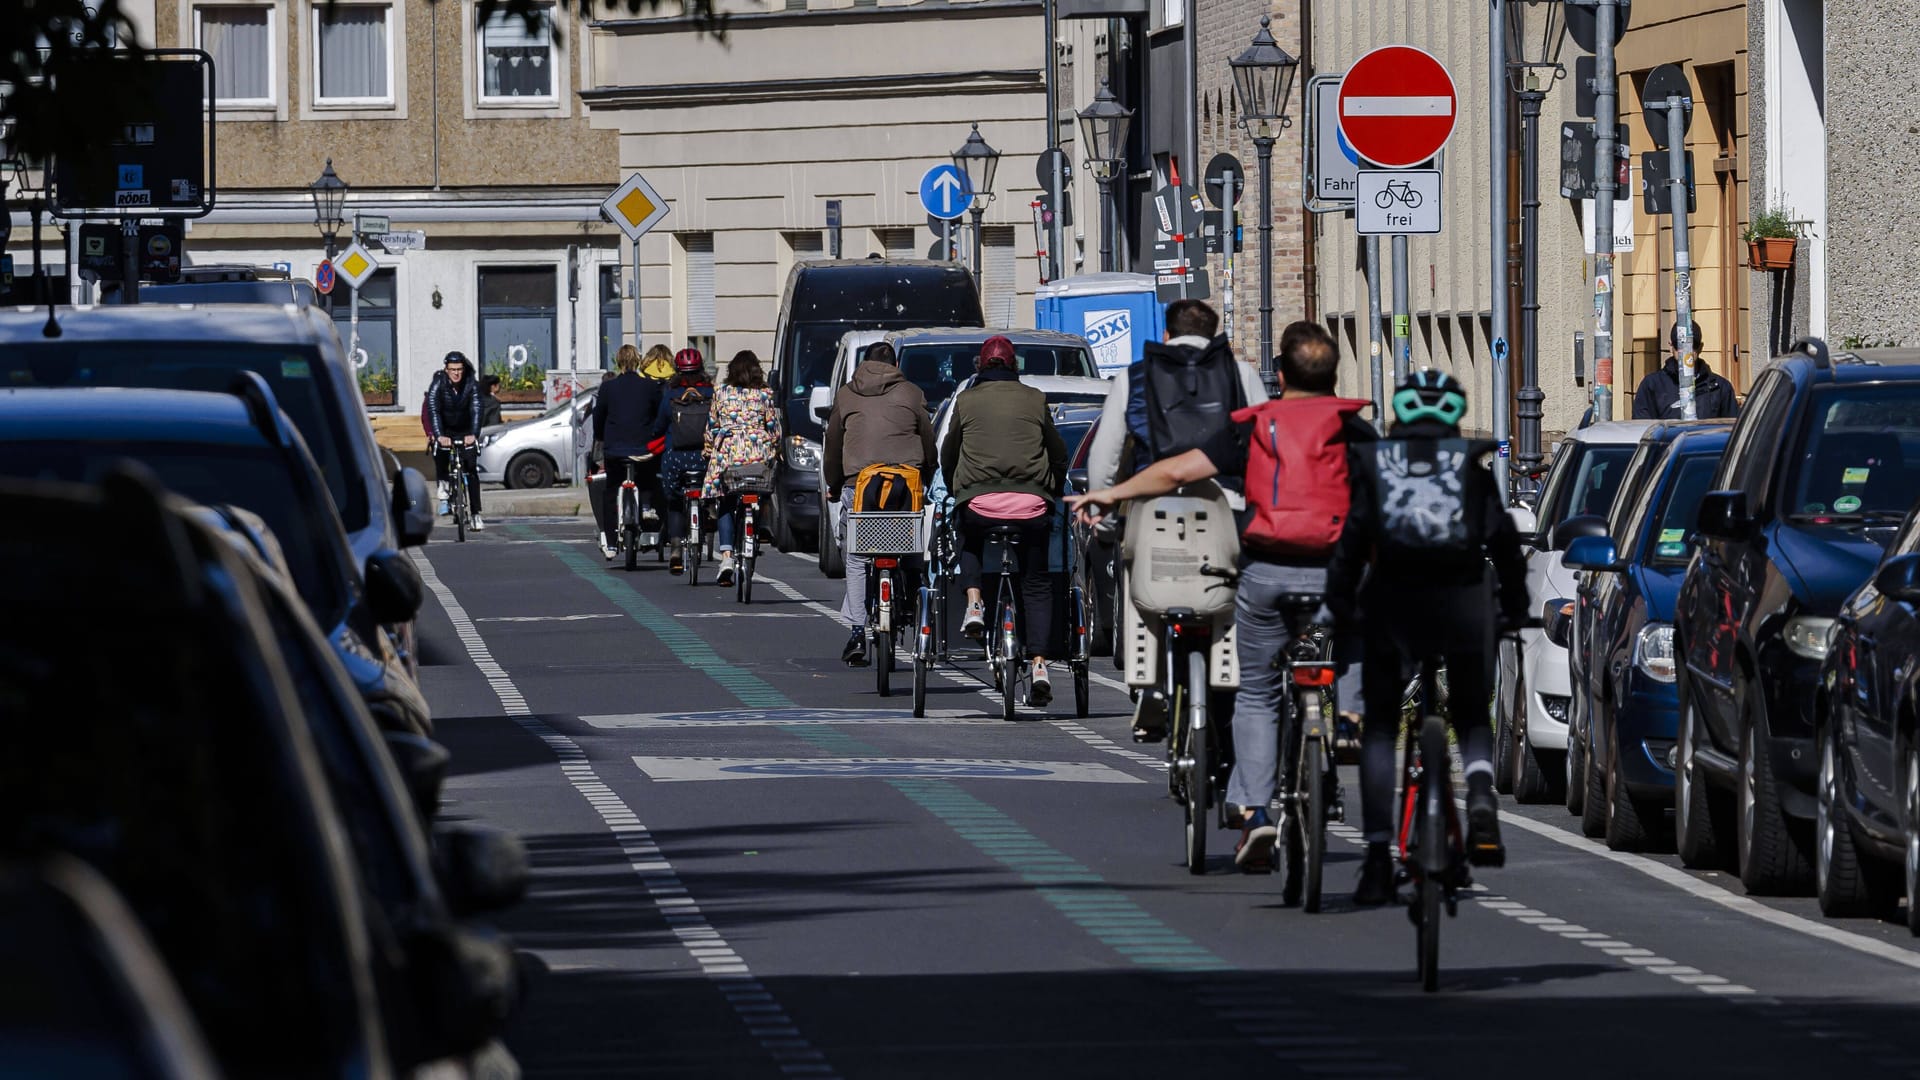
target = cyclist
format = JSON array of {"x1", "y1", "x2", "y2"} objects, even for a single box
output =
[
  {"x1": 703, "y1": 350, "x2": 782, "y2": 587},
  {"x1": 1069, "y1": 322, "x2": 1373, "y2": 870},
  {"x1": 591, "y1": 343, "x2": 667, "y2": 560},
  {"x1": 427, "y1": 351, "x2": 485, "y2": 531},
  {"x1": 640, "y1": 343, "x2": 677, "y2": 382},
  {"x1": 656, "y1": 348, "x2": 715, "y2": 575},
  {"x1": 941, "y1": 335, "x2": 1068, "y2": 706},
  {"x1": 822, "y1": 341, "x2": 935, "y2": 666},
  {"x1": 1323, "y1": 369, "x2": 1530, "y2": 904}
]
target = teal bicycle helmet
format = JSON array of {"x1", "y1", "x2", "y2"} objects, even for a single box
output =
[{"x1": 1391, "y1": 368, "x2": 1467, "y2": 427}]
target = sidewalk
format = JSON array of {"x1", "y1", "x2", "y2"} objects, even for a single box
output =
[{"x1": 483, "y1": 486, "x2": 589, "y2": 518}]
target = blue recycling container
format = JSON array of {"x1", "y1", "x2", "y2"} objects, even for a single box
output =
[{"x1": 1033, "y1": 273, "x2": 1164, "y2": 378}]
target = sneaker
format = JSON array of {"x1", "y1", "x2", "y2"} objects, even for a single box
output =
[
  {"x1": 1027, "y1": 659, "x2": 1052, "y2": 708},
  {"x1": 716, "y1": 554, "x2": 736, "y2": 587},
  {"x1": 1235, "y1": 808, "x2": 1278, "y2": 873},
  {"x1": 1131, "y1": 689, "x2": 1170, "y2": 743},
  {"x1": 438, "y1": 499, "x2": 450, "y2": 516},
  {"x1": 642, "y1": 507, "x2": 661, "y2": 528},
  {"x1": 841, "y1": 629, "x2": 870, "y2": 667},
  {"x1": 1465, "y1": 783, "x2": 1507, "y2": 868},
  {"x1": 471, "y1": 516, "x2": 485, "y2": 532},
  {"x1": 962, "y1": 600, "x2": 986, "y2": 640},
  {"x1": 1353, "y1": 844, "x2": 1396, "y2": 906},
  {"x1": 670, "y1": 555, "x2": 684, "y2": 575},
  {"x1": 601, "y1": 537, "x2": 617, "y2": 561}
]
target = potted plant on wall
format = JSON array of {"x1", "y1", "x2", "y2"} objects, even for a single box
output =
[
  {"x1": 490, "y1": 352, "x2": 548, "y2": 404},
  {"x1": 1744, "y1": 206, "x2": 1800, "y2": 271},
  {"x1": 358, "y1": 366, "x2": 397, "y2": 407}
]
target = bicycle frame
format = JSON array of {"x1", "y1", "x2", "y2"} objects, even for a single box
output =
[
  {"x1": 737, "y1": 493, "x2": 759, "y2": 558},
  {"x1": 1398, "y1": 662, "x2": 1462, "y2": 875}
]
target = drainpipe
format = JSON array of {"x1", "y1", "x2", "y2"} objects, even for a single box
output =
[
  {"x1": 1298, "y1": 0, "x2": 1317, "y2": 325},
  {"x1": 431, "y1": 0, "x2": 441, "y2": 190}
]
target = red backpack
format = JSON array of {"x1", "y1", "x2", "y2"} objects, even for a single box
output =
[{"x1": 1232, "y1": 396, "x2": 1371, "y2": 557}]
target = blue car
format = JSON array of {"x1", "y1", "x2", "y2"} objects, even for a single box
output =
[{"x1": 1563, "y1": 423, "x2": 1732, "y2": 851}]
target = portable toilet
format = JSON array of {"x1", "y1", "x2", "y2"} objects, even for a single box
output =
[{"x1": 1034, "y1": 273, "x2": 1163, "y2": 378}]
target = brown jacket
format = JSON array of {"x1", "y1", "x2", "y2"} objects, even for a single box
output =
[{"x1": 822, "y1": 359, "x2": 936, "y2": 493}]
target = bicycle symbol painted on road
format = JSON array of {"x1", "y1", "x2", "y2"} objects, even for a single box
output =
[{"x1": 1374, "y1": 178, "x2": 1424, "y2": 210}]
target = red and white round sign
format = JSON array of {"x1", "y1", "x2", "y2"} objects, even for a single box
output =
[{"x1": 1336, "y1": 45, "x2": 1458, "y2": 169}]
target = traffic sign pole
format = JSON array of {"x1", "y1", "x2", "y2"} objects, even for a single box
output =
[
  {"x1": 1664, "y1": 94, "x2": 1697, "y2": 420},
  {"x1": 1222, "y1": 169, "x2": 1236, "y2": 344},
  {"x1": 1366, "y1": 236, "x2": 1385, "y2": 430},
  {"x1": 1592, "y1": 0, "x2": 1620, "y2": 424},
  {"x1": 1490, "y1": 0, "x2": 1511, "y2": 504},
  {"x1": 1392, "y1": 234, "x2": 1411, "y2": 385}
]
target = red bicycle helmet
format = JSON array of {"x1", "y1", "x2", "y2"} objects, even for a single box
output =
[
  {"x1": 673, "y1": 348, "x2": 704, "y2": 373},
  {"x1": 978, "y1": 335, "x2": 1017, "y2": 371}
]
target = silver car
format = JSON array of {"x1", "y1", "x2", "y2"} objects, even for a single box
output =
[{"x1": 478, "y1": 388, "x2": 598, "y2": 489}]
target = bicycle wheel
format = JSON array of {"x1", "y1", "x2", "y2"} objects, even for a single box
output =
[
  {"x1": 1303, "y1": 735, "x2": 1328, "y2": 913},
  {"x1": 1184, "y1": 649, "x2": 1210, "y2": 875},
  {"x1": 875, "y1": 627, "x2": 894, "y2": 697},
  {"x1": 1001, "y1": 657, "x2": 1019, "y2": 721},
  {"x1": 739, "y1": 556, "x2": 755, "y2": 603},
  {"x1": 625, "y1": 527, "x2": 639, "y2": 571},
  {"x1": 687, "y1": 544, "x2": 701, "y2": 587},
  {"x1": 453, "y1": 481, "x2": 468, "y2": 543},
  {"x1": 1417, "y1": 713, "x2": 1450, "y2": 991},
  {"x1": 1073, "y1": 661, "x2": 1089, "y2": 718},
  {"x1": 998, "y1": 594, "x2": 1020, "y2": 721}
]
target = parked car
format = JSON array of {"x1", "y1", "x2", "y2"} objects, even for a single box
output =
[
  {"x1": 1497, "y1": 420, "x2": 1650, "y2": 803},
  {"x1": 1561, "y1": 422, "x2": 1731, "y2": 851},
  {"x1": 0, "y1": 304, "x2": 436, "y2": 669},
  {"x1": 1818, "y1": 503, "x2": 1920, "y2": 928},
  {"x1": 478, "y1": 386, "x2": 597, "y2": 489},
  {"x1": 1067, "y1": 414, "x2": 1123, "y2": 661},
  {"x1": 104, "y1": 263, "x2": 318, "y2": 307},
  {"x1": 0, "y1": 381, "x2": 434, "y2": 737},
  {"x1": 766, "y1": 259, "x2": 983, "y2": 552},
  {"x1": 1675, "y1": 339, "x2": 1920, "y2": 894}
]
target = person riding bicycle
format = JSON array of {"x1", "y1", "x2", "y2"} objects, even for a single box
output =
[
  {"x1": 941, "y1": 335, "x2": 1069, "y2": 706},
  {"x1": 639, "y1": 343, "x2": 677, "y2": 382},
  {"x1": 656, "y1": 348, "x2": 715, "y2": 575},
  {"x1": 427, "y1": 351, "x2": 485, "y2": 531},
  {"x1": 1323, "y1": 368, "x2": 1530, "y2": 905},
  {"x1": 822, "y1": 341, "x2": 935, "y2": 666},
  {"x1": 591, "y1": 343, "x2": 667, "y2": 560},
  {"x1": 1070, "y1": 322, "x2": 1374, "y2": 871},
  {"x1": 703, "y1": 350, "x2": 782, "y2": 588}
]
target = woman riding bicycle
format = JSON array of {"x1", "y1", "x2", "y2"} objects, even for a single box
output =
[
  {"x1": 428, "y1": 351, "x2": 485, "y2": 530},
  {"x1": 656, "y1": 348, "x2": 715, "y2": 575},
  {"x1": 702, "y1": 350, "x2": 781, "y2": 587},
  {"x1": 592, "y1": 343, "x2": 667, "y2": 560},
  {"x1": 940, "y1": 335, "x2": 1068, "y2": 706}
]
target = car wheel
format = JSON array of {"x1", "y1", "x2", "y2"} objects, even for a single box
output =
[
  {"x1": 818, "y1": 506, "x2": 845, "y2": 579},
  {"x1": 1088, "y1": 566, "x2": 1114, "y2": 659},
  {"x1": 772, "y1": 493, "x2": 798, "y2": 553},
  {"x1": 1512, "y1": 674, "x2": 1554, "y2": 804},
  {"x1": 1816, "y1": 721, "x2": 1882, "y2": 916},
  {"x1": 1904, "y1": 742, "x2": 1920, "y2": 936},
  {"x1": 1580, "y1": 716, "x2": 1607, "y2": 838},
  {"x1": 506, "y1": 451, "x2": 555, "y2": 490},
  {"x1": 1676, "y1": 678, "x2": 1733, "y2": 869},
  {"x1": 1736, "y1": 691, "x2": 1814, "y2": 896},
  {"x1": 1494, "y1": 666, "x2": 1516, "y2": 796},
  {"x1": 1603, "y1": 726, "x2": 1662, "y2": 852},
  {"x1": 1565, "y1": 708, "x2": 1587, "y2": 818}
]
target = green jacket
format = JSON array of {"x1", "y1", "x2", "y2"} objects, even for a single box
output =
[{"x1": 940, "y1": 376, "x2": 1067, "y2": 505}]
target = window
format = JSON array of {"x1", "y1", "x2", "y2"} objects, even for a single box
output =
[
  {"x1": 478, "y1": 267, "x2": 557, "y2": 395},
  {"x1": 320, "y1": 268, "x2": 397, "y2": 401},
  {"x1": 875, "y1": 228, "x2": 915, "y2": 260},
  {"x1": 478, "y1": 5, "x2": 555, "y2": 102},
  {"x1": 981, "y1": 226, "x2": 1016, "y2": 327},
  {"x1": 599, "y1": 265, "x2": 624, "y2": 368},
  {"x1": 314, "y1": 3, "x2": 392, "y2": 104},
  {"x1": 682, "y1": 233, "x2": 715, "y2": 343},
  {"x1": 197, "y1": 6, "x2": 274, "y2": 105}
]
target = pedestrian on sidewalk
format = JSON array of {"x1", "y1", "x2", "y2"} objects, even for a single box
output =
[{"x1": 1632, "y1": 321, "x2": 1739, "y2": 420}]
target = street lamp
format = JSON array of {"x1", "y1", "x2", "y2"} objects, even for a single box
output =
[
  {"x1": 309, "y1": 158, "x2": 348, "y2": 258},
  {"x1": 951, "y1": 123, "x2": 1000, "y2": 285},
  {"x1": 1230, "y1": 15, "x2": 1299, "y2": 380},
  {"x1": 1505, "y1": 0, "x2": 1566, "y2": 484},
  {"x1": 1077, "y1": 80, "x2": 1133, "y2": 274}
]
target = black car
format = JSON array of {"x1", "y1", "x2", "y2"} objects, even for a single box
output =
[
  {"x1": 1067, "y1": 412, "x2": 1123, "y2": 660},
  {"x1": 766, "y1": 259, "x2": 983, "y2": 551},
  {"x1": 1675, "y1": 338, "x2": 1920, "y2": 894},
  {"x1": 0, "y1": 381, "x2": 434, "y2": 737},
  {"x1": 1817, "y1": 505, "x2": 1920, "y2": 929}
]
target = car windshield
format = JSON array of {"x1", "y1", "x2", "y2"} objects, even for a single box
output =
[
  {"x1": 0, "y1": 442, "x2": 347, "y2": 625},
  {"x1": 1645, "y1": 454, "x2": 1721, "y2": 566},
  {"x1": 1784, "y1": 384, "x2": 1920, "y2": 519},
  {"x1": 0, "y1": 343, "x2": 368, "y2": 532},
  {"x1": 895, "y1": 343, "x2": 1097, "y2": 406},
  {"x1": 785, "y1": 324, "x2": 869, "y2": 440},
  {"x1": 1554, "y1": 444, "x2": 1636, "y2": 521}
]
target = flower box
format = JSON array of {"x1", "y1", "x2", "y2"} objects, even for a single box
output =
[
  {"x1": 498, "y1": 388, "x2": 545, "y2": 404},
  {"x1": 1747, "y1": 237, "x2": 1797, "y2": 271},
  {"x1": 361, "y1": 390, "x2": 397, "y2": 407}
]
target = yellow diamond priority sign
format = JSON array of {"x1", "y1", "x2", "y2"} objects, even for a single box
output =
[
  {"x1": 336, "y1": 242, "x2": 379, "y2": 290},
  {"x1": 602, "y1": 171, "x2": 671, "y2": 241}
]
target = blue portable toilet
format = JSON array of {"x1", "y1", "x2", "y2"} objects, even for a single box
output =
[{"x1": 1034, "y1": 273, "x2": 1163, "y2": 378}]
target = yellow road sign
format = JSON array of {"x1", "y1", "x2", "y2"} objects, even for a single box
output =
[
  {"x1": 601, "y1": 172, "x2": 671, "y2": 241},
  {"x1": 337, "y1": 241, "x2": 379, "y2": 289}
]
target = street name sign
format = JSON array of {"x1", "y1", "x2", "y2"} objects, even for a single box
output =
[
  {"x1": 336, "y1": 242, "x2": 379, "y2": 290},
  {"x1": 601, "y1": 172, "x2": 671, "y2": 241},
  {"x1": 1356, "y1": 170, "x2": 1441, "y2": 235},
  {"x1": 355, "y1": 214, "x2": 391, "y2": 236},
  {"x1": 373, "y1": 230, "x2": 426, "y2": 252},
  {"x1": 1337, "y1": 46, "x2": 1458, "y2": 170},
  {"x1": 919, "y1": 164, "x2": 972, "y2": 221}
]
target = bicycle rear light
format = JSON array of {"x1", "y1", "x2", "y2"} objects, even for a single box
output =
[
  {"x1": 874, "y1": 557, "x2": 899, "y2": 569},
  {"x1": 1290, "y1": 664, "x2": 1337, "y2": 688}
]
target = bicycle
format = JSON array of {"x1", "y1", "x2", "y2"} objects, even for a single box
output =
[
  {"x1": 615, "y1": 453, "x2": 662, "y2": 571},
  {"x1": 724, "y1": 464, "x2": 775, "y2": 604},
  {"x1": 848, "y1": 508, "x2": 924, "y2": 698},
  {"x1": 1375, "y1": 179, "x2": 1424, "y2": 209},
  {"x1": 1271, "y1": 593, "x2": 1344, "y2": 912},
  {"x1": 911, "y1": 501, "x2": 960, "y2": 718},
  {"x1": 443, "y1": 440, "x2": 476, "y2": 543},
  {"x1": 1400, "y1": 653, "x2": 1464, "y2": 993}
]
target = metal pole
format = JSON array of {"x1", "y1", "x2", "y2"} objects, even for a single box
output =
[
  {"x1": 1256, "y1": 137, "x2": 1275, "y2": 375},
  {"x1": 1097, "y1": 174, "x2": 1113, "y2": 273},
  {"x1": 970, "y1": 205, "x2": 985, "y2": 287},
  {"x1": 1221, "y1": 168, "x2": 1236, "y2": 344},
  {"x1": 1592, "y1": 0, "x2": 1618, "y2": 423},
  {"x1": 1667, "y1": 96, "x2": 1695, "y2": 420},
  {"x1": 625, "y1": 234, "x2": 639, "y2": 344},
  {"x1": 1489, "y1": 0, "x2": 1511, "y2": 502},
  {"x1": 1183, "y1": 0, "x2": 1199, "y2": 227},
  {"x1": 1043, "y1": 0, "x2": 1064, "y2": 282},
  {"x1": 1516, "y1": 89, "x2": 1546, "y2": 478},
  {"x1": 1366, "y1": 235, "x2": 1386, "y2": 430},
  {"x1": 1172, "y1": 169, "x2": 1190, "y2": 301},
  {"x1": 1391, "y1": 233, "x2": 1411, "y2": 383},
  {"x1": 121, "y1": 217, "x2": 139, "y2": 304}
]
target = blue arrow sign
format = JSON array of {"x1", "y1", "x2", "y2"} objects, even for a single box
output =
[{"x1": 919, "y1": 164, "x2": 972, "y2": 221}]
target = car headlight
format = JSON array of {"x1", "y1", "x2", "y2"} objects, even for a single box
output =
[
  {"x1": 1634, "y1": 622, "x2": 1676, "y2": 682},
  {"x1": 477, "y1": 433, "x2": 494, "y2": 448},
  {"x1": 787, "y1": 436, "x2": 821, "y2": 472},
  {"x1": 1783, "y1": 615, "x2": 1836, "y2": 660}
]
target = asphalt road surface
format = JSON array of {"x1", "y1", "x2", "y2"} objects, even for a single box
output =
[{"x1": 415, "y1": 517, "x2": 1920, "y2": 1079}]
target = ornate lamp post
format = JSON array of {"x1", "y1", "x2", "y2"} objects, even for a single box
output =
[
  {"x1": 1077, "y1": 80, "x2": 1133, "y2": 274},
  {"x1": 1506, "y1": 0, "x2": 1567, "y2": 484},
  {"x1": 951, "y1": 123, "x2": 1001, "y2": 285},
  {"x1": 1229, "y1": 16, "x2": 1299, "y2": 378},
  {"x1": 309, "y1": 158, "x2": 348, "y2": 258}
]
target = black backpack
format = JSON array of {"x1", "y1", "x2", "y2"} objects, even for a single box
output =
[
  {"x1": 669, "y1": 387, "x2": 711, "y2": 451},
  {"x1": 1364, "y1": 437, "x2": 1491, "y2": 570},
  {"x1": 1142, "y1": 338, "x2": 1244, "y2": 463}
]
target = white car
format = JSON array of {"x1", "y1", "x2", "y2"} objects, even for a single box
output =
[
  {"x1": 476, "y1": 389, "x2": 596, "y2": 489},
  {"x1": 1496, "y1": 420, "x2": 1651, "y2": 802}
]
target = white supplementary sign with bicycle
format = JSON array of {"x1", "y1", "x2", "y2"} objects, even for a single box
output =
[{"x1": 1356, "y1": 169, "x2": 1442, "y2": 235}]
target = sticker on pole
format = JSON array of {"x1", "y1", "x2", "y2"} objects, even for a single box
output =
[{"x1": 1337, "y1": 45, "x2": 1458, "y2": 170}]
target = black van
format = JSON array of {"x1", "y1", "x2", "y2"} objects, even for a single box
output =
[{"x1": 766, "y1": 259, "x2": 983, "y2": 551}]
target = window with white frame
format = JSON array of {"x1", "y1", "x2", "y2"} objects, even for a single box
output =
[
  {"x1": 478, "y1": 5, "x2": 555, "y2": 102},
  {"x1": 196, "y1": 6, "x2": 275, "y2": 106},
  {"x1": 314, "y1": 3, "x2": 392, "y2": 105}
]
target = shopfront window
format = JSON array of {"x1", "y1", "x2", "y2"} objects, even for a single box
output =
[{"x1": 477, "y1": 266, "x2": 557, "y2": 396}]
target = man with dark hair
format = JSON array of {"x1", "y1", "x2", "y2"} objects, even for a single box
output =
[
  {"x1": 1164, "y1": 298, "x2": 1221, "y2": 340},
  {"x1": 1632, "y1": 321, "x2": 1738, "y2": 419},
  {"x1": 1277, "y1": 322, "x2": 1340, "y2": 395},
  {"x1": 479, "y1": 374, "x2": 504, "y2": 428}
]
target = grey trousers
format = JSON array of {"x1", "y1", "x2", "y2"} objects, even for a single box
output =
[
  {"x1": 1225, "y1": 560, "x2": 1364, "y2": 815},
  {"x1": 838, "y1": 499, "x2": 866, "y2": 628}
]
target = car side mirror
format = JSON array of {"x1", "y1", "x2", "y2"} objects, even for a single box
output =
[
  {"x1": 409, "y1": 922, "x2": 520, "y2": 1058},
  {"x1": 1507, "y1": 505, "x2": 1540, "y2": 547},
  {"x1": 809, "y1": 385, "x2": 833, "y2": 423},
  {"x1": 435, "y1": 825, "x2": 530, "y2": 917},
  {"x1": 1543, "y1": 597, "x2": 1576, "y2": 649},
  {"x1": 383, "y1": 732, "x2": 450, "y2": 821},
  {"x1": 393, "y1": 467, "x2": 434, "y2": 548},
  {"x1": 1874, "y1": 553, "x2": 1920, "y2": 603},
  {"x1": 1696, "y1": 490, "x2": 1753, "y2": 541},
  {"x1": 1562, "y1": 534, "x2": 1621, "y2": 572},
  {"x1": 365, "y1": 549, "x2": 426, "y2": 624},
  {"x1": 1548, "y1": 513, "x2": 1607, "y2": 552},
  {"x1": 1068, "y1": 469, "x2": 1089, "y2": 495}
]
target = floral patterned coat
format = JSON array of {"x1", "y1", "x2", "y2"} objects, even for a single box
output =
[{"x1": 702, "y1": 385, "x2": 781, "y2": 499}]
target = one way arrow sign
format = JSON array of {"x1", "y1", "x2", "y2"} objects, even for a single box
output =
[{"x1": 920, "y1": 164, "x2": 972, "y2": 221}]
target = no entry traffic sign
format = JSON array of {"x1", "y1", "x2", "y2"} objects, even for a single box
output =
[{"x1": 1337, "y1": 45, "x2": 1458, "y2": 170}]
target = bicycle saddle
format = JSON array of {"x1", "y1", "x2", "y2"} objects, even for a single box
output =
[
  {"x1": 1277, "y1": 592, "x2": 1324, "y2": 612},
  {"x1": 984, "y1": 523, "x2": 1025, "y2": 539}
]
